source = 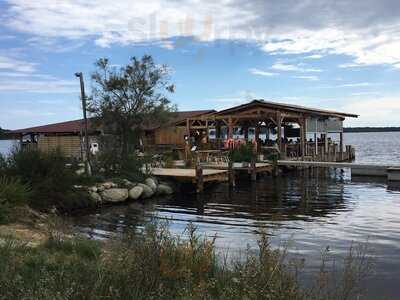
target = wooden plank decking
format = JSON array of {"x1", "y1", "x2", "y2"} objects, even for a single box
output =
[
  {"x1": 201, "y1": 162, "x2": 273, "y2": 173},
  {"x1": 151, "y1": 168, "x2": 228, "y2": 183}
]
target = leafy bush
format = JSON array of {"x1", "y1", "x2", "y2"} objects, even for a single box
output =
[
  {"x1": 3, "y1": 148, "x2": 92, "y2": 211},
  {"x1": 92, "y1": 147, "x2": 146, "y2": 182},
  {"x1": 229, "y1": 143, "x2": 255, "y2": 163}
]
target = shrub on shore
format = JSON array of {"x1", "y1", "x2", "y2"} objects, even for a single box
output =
[
  {"x1": 1, "y1": 149, "x2": 93, "y2": 212},
  {"x1": 0, "y1": 221, "x2": 373, "y2": 300},
  {"x1": 0, "y1": 176, "x2": 31, "y2": 223}
]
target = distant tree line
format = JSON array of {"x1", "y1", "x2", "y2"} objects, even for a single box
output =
[
  {"x1": 344, "y1": 127, "x2": 400, "y2": 133},
  {"x1": 0, "y1": 127, "x2": 10, "y2": 139}
]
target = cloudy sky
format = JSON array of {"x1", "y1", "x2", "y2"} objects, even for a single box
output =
[{"x1": 1, "y1": 0, "x2": 400, "y2": 129}]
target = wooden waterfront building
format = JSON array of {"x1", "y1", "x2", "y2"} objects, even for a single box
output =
[
  {"x1": 10, "y1": 100, "x2": 358, "y2": 162},
  {"x1": 176, "y1": 100, "x2": 358, "y2": 162}
]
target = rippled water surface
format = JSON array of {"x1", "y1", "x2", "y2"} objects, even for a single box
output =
[{"x1": 68, "y1": 132, "x2": 400, "y2": 299}]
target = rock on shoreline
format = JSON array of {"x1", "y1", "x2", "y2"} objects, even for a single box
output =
[{"x1": 84, "y1": 177, "x2": 175, "y2": 204}]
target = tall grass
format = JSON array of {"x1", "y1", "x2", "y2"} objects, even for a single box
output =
[{"x1": 0, "y1": 221, "x2": 373, "y2": 300}]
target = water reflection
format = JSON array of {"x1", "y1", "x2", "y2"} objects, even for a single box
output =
[{"x1": 72, "y1": 169, "x2": 353, "y2": 241}]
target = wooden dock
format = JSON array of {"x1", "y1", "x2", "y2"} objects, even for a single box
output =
[
  {"x1": 151, "y1": 167, "x2": 228, "y2": 192},
  {"x1": 201, "y1": 162, "x2": 273, "y2": 173},
  {"x1": 151, "y1": 167, "x2": 228, "y2": 183},
  {"x1": 277, "y1": 160, "x2": 400, "y2": 180}
]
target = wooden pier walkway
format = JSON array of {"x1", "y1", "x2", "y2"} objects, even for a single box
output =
[
  {"x1": 277, "y1": 160, "x2": 400, "y2": 180},
  {"x1": 151, "y1": 167, "x2": 228, "y2": 182},
  {"x1": 151, "y1": 167, "x2": 229, "y2": 193}
]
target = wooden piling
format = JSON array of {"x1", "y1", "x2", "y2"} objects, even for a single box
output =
[
  {"x1": 251, "y1": 155, "x2": 257, "y2": 181},
  {"x1": 228, "y1": 160, "x2": 235, "y2": 187},
  {"x1": 195, "y1": 163, "x2": 204, "y2": 193}
]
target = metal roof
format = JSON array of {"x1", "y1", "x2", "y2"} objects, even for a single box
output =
[
  {"x1": 214, "y1": 99, "x2": 359, "y2": 118},
  {"x1": 10, "y1": 110, "x2": 216, "y2": 134}
]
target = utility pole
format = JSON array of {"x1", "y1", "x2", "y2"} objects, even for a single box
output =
[{"x1": 75, "y1": 72, "x2": 91, "y2": 175}]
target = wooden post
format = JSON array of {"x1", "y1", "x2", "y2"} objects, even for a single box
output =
[
  {"x1": 254, "y1": 124, "x2": 260, "y2": 153},
  {"x1": 205, "y1": 119, "x2": 209, "y2": 143},
  {"x1": 333, "y1": 144, "x2": 337, "y2": 162},
  {"x1": 196, "y1": 162, "x2": 204, "y2": 193},
  {"x1": 300, "y1": 118, "x2": 305, "y2": 160},
  {"x1": 244, "y1": 125, "x2": 249, "y2": 141},
  {"x1": 228, "y1": 117, "x2": 233, "y2": 139},
  {"x1": 339, "y1": 132, "x2": 344, "y2": 161},
  {"x1": 324, "y1": 133, "x2": 328, "y2": 161},
  {"x1": 276, "y1": 112, "x2": 282, "y2": 154},
  {"x1": 314, "y1": 132, "x2": 318, "y2": 159},
  {"x1": 251, "y1": 153, "x2": 257, "y2": 181},
  {"x1": 228, "y1": 160, "x2": 235, "y2": 187},
  {"x1": 215, "y1": 121, "x2": 221, "y2": 149},
  {"x1": 185, "y1": 118, "x2": 191, "y2": 161}
]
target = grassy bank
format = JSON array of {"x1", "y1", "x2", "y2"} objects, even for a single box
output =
[{"x1": 0, "y1": 220, "x2": 373, "y2": 300}]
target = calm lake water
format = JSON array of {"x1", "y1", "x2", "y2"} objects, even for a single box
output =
[
  {"x1": 68, "y1": 132, "x2": 400, "y2": 299},
  {"x1": 0, "y1": 140, "x2": 15, "y2": 156},
  {"x1": 3, "y1": 134, "x2": 400, "y2": 298}
]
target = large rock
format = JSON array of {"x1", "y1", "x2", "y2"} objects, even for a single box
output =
[
  {"x1": 123, "y1": 179, "x2": 136, "y2": 189},
  {"x1": 137, "y1": 183, "x2": 154, "y2": 198},
  {"x1": 89, "y1": 191, "x2": 102, "y2": 204},
  {"x1": 129, "y1": 186, "x2": 143, "y2": 200},
  {"x1": 101, "y1": 188, "x2": 129, "y2": 203},
  {"x1": 145, "y1": 178, "x2": 158, "y2": 192},
  {"x1": 157, "y1": 183, "x2": 174, "y2": 195}
]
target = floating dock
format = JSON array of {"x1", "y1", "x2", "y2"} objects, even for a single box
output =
[{"x1": 277, "y1": 160, "x2": 400, "y2": 180}]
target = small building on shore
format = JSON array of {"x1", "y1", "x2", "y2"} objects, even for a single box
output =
[{"x1": 9, "y1": 110, "x2": 215, "y2": 159}]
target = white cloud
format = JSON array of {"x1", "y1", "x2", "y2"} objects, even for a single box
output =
[
  {"x1": 271, "y1": 62, "x2": 322, "y2": 73},
  {"x1": 338, "y1": 82, "x2": 373, "y2": 88},
  {"x1": 294, "y1": 75, "x2": 319, "y2": 81},
  {"x1": 305, "y1": 54, "x2": 324, "y2": 59},
  {"x1": 313, "y1": 82, "x2": 381, "y2": 89},
  {"x1": 0, "y1": 56, "x2": 36, "y2": 73},
  {"x1": 248, "y1": 68, "x2": 277, "y2": 77},
  {"x1": 4, "y1": 0, "x2": 400, "y2": 69},
  {"x1": 0, "y1": 77, "x2": 77, "y2": 93}
]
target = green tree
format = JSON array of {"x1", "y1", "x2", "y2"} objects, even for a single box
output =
[{"x1": 89, "y1": 55, "x2": 176, "y2": 156}]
